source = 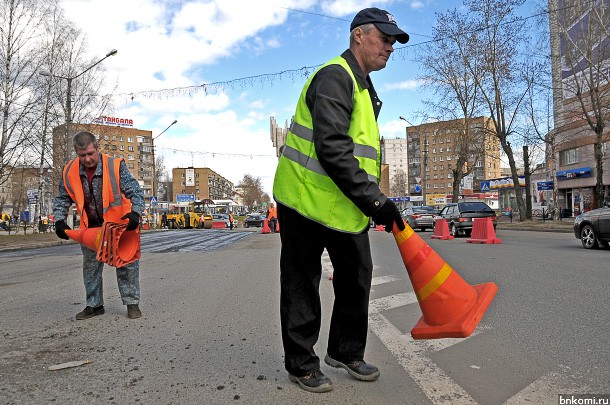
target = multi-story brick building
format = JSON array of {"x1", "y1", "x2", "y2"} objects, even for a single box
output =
[
  {"x1": 171, "y1": 167, "x2": 234, "y2": 202},
  {"x1": 51, "y1": 117, "x2": 154, "y2": 200},
  {"x1": 402, "y1": 117, "x2": 502, "y2": 206}
]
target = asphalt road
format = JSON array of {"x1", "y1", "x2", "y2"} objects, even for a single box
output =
[{"x1": 0, "y1": 228, "x2": 608, "y2": 404}]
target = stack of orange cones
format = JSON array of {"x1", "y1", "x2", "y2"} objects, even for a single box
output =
[
  {"x1": 66, "y1": 221, "x2": 140, "y2": 267},
  {"x1": 431, "y1": 218, "x2": 454, "y2": 240},
  {"x1": 467, "y1": 217, "x2": 502, "y2": 244},
  {"x1": 392, "y1": 221, "x2": 498, "y2": 339},
  {"x1": 261, "y1": 219, "x2": 271, "y2": 234}
]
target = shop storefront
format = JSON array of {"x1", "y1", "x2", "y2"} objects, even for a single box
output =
[{"x1": 556, "y1": 167, "x2": 593, "y2": 217}]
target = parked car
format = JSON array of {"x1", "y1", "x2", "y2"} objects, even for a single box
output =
[
  {"x1": 243, "y1": 213, "x2": 266, "y2": 228},
  {"x1": 401, "y1": 206, "x2": 437, "y2": 231},
  {"x1": 435, "y1": 202, "x2": 497, "y2": 237},
  {"x1": 573, "y1": 200, "x2": 610, "y2": 249}
]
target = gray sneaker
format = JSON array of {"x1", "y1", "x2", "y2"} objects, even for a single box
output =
[
  {"x1": 325, "y1": 354, "x2": 380, "y2": 381},
  {"x1": 288, "y1": 369, "x2": 333, "y2": 393}
]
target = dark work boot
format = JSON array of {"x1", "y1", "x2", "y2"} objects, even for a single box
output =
[
  {"x1": 75, "y1": 306, "x2": 105, "y2": 320},
  {"x1": 127, "y1": 304, "x2": 142, "y2": 319},
  {"x1": 325, "y1": 354, "x2": 380, "y2": 381},
  {"x1": 288, "y1": 369, "x2": 333, "y2": 393}
]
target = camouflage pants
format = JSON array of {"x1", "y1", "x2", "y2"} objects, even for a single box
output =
[{"x1": 81, "y1": 245, "x2": 140, "y2": 307}]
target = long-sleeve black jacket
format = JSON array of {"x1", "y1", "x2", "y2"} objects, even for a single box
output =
[{"x1": 305, "y1": 49, "x2": 387, "y2": 217}]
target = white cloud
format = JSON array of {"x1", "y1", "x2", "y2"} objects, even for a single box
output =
[
  {"x1": 410, "y1": 1, "x2": 425, "y2": 10},
  {"x1": 381, "y1": 79, "x2": 421, "y2": 92}
]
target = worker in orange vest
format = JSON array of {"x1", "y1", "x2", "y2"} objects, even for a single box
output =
[
  {"x1": 54, "y1": 131, "x2": 144, "y2": 321},
  {"x1": 267, "y1": 203, "x2": 277, "y2": 233}
]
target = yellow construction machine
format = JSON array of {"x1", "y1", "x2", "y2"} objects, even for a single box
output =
[{"x1": 165, "y1": 199, "x2": 213, "y2": 229}]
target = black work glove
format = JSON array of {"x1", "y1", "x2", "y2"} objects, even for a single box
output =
[
  {"x1": 121, "y1": 211, "x2": 140, "y2": 231},
  {"x1": 55, "y1": 220, "x2": 71, "y2": 240},
  {"x1": 371, "y1": 199, "x2": 405, "y2": 233}
]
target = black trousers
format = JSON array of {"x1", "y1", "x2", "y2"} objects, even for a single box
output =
[{"x1": 278, "y1": 203, "x2": 373, "y2": 376}]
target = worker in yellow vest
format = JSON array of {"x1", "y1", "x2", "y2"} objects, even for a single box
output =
[{"x1": 272, "y1": 7, "x2": 408, "y2": 393}]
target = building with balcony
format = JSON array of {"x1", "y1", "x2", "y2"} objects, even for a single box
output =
[{"x1": 171, "y1": 167, "x2": 234, "y2": 202}]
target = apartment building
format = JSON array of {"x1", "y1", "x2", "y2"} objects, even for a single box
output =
[
  {"x1": 51, "y1": 117, "x2": 154, "y2": 199},
  {"x1": 548, "y1": 0, "x2": 610, "y2": 214},
  {"x1": 404, "y1": 117, "x2": 502, "y2": 206},
  {"x1": 171, "y1": 167, "x2": 234, "y2": 202}
]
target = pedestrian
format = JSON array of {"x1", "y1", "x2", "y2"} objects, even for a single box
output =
[
  {"x1": 161, "y1": 212, "x2": 168, "y2": 229},
  {"x1": 272, "y1": 7, "x2": 408, "y2": 393},
  {"x1": 267, "y1": 203, "x2": 277, "y2": 233},
  {"x1": 53, "y1": 131, "x2": 144, "y2": 320},
  {"x1": 228, "y1": 212, "x2": 234, "y2": 230}
]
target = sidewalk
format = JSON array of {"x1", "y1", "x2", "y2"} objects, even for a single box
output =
[{"x1": 497, "y1": 218, "x2": 574, "y2": 233}]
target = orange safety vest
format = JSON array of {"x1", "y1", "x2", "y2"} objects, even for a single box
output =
[
  {"x1": 62, "y1": 154, "x2": 131, "y2": 229},
  {"x1": 267, "y1": 206, "x2": 277, "y2": 220}
]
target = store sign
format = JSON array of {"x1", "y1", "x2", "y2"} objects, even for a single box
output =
[
  {"x1": 95, "y1": 116, "x2": 134, "y2": 127},
  {"x1": 489, "y1": 176, "x2": 525, "y2": 189},
  {"x1": 556, "y1": 167, "x2": 591, "y2": 181},
  {"x1": 185, "y1": 168, "x2": 195, "y2": 186}
]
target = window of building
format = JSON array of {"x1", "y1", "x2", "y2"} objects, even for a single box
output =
[
  {"x1": 425, "y1": 183, "x2": 431, "y2": 189},
  {"x1": 448, "y1": 172, "x2": 452, "y2": 178},
  {"x1": 128, "y1": 146, "x2": 134, "y2": 152},
  {"x1": 119, "y1": 145, "x2": 124, "y2": 151},
  {"x1": 446, "y1": 146, "x2": 451, "y2": 152},
  {"x1": 128, "y1": 155, "x2": 134, "y2": 160},
  {"x1": 128, "y1": 137, "x2": 134, "y2": 143},
  {"x1": 448, "y1": 182, "x2": 452, "y2": 188},
  {"x1": 120, "y1": 137, "x2": 124, "y2": 142},
  {"x1": 103, "y1": 135, "x2": 109, "y2": 140},
  {"x1": 433, "y1": 165, "x2": 438, "y2": 171},
  {"x1": 440, "y1": 156, "x2": 444, "y2": 161},
  {"x1": 433, "y1": 174, "x2": 438, "y2": 179},
  {"x1": 433, "y1": 184, "x2": 438, "y2": 189},
  {"x1": 560, "y1": 148, "x2": 578, "y2": 165}
]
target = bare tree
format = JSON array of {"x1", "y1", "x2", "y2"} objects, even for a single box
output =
[
  {"x1": 553, "y1": 0, "x2": 610, "y2": 208},
  {"x1": 237, "y1": 174, "x2": 265, "y2": 210},
  {"x1": 450, "y1": 0, "x2": 538, "y2": 221},
  {"x1": 0, "y1": 0, "x2": 49, "y2": 190},
  {"x1": 390, "y1": 169, "x2": 408, "y2": 197},
  {"x1": 416, "y1": 10, "x2": 494, "y2": 203}
]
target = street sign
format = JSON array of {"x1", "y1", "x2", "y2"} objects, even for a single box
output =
[
  {"x1": 176, "y1": 194, "x2": 195, "y2": 203},
  {"x1": 480, "y1": 181, "x2": 491, "y2": 192},
  {"x1": 150, "y1": 196, "x2": 158, "y2": 206},
  {"x1": 414, "y1": 184, "x2": 422, "y2": 193},
  {"x1": 26, "y1": 189, "x2": 38, "y2": 204}
]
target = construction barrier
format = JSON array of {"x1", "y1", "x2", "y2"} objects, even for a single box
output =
[
  {"x1": 467, "y1": 217, "x2": 502, "y2": 244},
  {"x1": 261, "y1": 219, "x2": 271, "y2": 234},
  {"x1": 392, "y1": 221, "x2": 498, "y2": 339},
  {"x1": 374, "y1": 224, "x2": 385, "y2": 232},
  {"x1": 66, "y1": 222, "x2": 140, "y2": 268},
  {"x1": 212, "y1": 221, "x2": 226, "y2": 229},
  {"x1": 431, "y1": 218, "x2": 454, "y2": 240}
]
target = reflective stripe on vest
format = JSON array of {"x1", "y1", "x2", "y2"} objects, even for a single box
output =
[{"x1": 273, "y1": 56, "x2": 381, "y2": 233}]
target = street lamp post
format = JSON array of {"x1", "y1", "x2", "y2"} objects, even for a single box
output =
[
  {"x1": 151, "y1": 120, "x2": 178, "y2": 228},
  {"x1": 41, "y1": 49, "x2": 118, "y2": 164}
]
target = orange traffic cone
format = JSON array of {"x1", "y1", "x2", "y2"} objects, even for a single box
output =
[
  {"x1": 431, "y1": 218, "x2": 454, "y2": 240},
  {"x1": 392, "y1": 221, "x2": 498, "y2": 339},
  {"x1": 261, "y1": 219, "x2": 271, "y2": 234},
  {"x1": 66, "y1": 222, "x2": 140, "y2": 267},
  {"x1": 65, "y1": 227, "x2": 103, "y2": 251},
  {"x1": 467, "y1": 217, "x2": 502, "y2": 244}
]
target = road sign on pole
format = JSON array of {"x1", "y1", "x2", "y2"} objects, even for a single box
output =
[{"x1": 150, "y1": 196, "x2": 158, "y2": 206}]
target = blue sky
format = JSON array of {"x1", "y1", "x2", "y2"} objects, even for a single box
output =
[{"x1": 60, "y1": 0, "x2": 539, "y2": 195}]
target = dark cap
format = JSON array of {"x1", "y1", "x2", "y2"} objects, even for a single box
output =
[{"x1": 350, "y1": 7, "x2": 409, "y2": 44}]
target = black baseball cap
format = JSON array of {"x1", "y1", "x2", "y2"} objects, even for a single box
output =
[{"x1": 350, "y1": 7, "x2": 410, "y2": 44}]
